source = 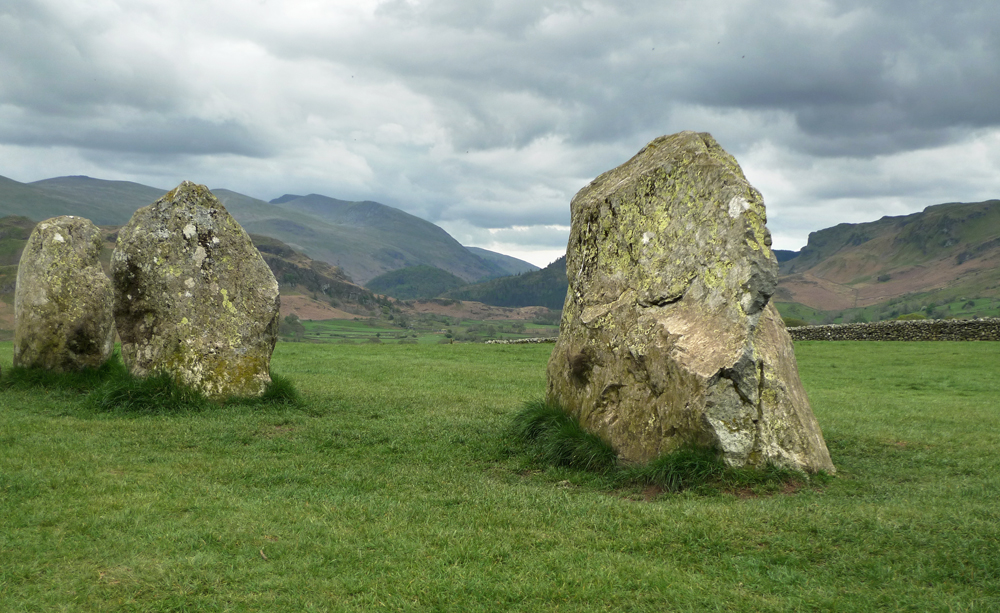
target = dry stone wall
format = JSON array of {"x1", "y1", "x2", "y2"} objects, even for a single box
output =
[
  {"x1": 488, "y1": 318, "x2": 1000, "y2": 343},
  {"x1": 788, "y1": 318, "x2": 1000, "y2": 341}
]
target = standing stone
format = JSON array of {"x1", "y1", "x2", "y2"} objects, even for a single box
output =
[
  {"x1": 547, "y1": 132, "x2": 835, "y2": 473},
  {"x1": 14, "y1": 216, "x2": 116, "y2": 371},
  {"x1": 111, "y1": 181, "x2": 280, "y2": 399}
]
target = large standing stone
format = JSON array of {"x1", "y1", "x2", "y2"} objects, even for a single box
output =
[
  {"x1": 111, "y1": 181, "x2": 280, "y2": 399},
  {"x1": 14, "y1": 216, "x2": 116, "y2": 371},
  {"x1": 547, "y1": 132, "x2": 835, "y2": 473}
]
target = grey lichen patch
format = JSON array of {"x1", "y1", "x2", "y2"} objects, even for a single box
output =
[
  {"x1": 111, "y1": 181, "x2": 280, "y2": 399},
  {"x1": 13, "y1": 216, "x2": 116, "y2": 371},
  {"x1": 547, "y1": 131, "x2": 834, "y2": 473}
]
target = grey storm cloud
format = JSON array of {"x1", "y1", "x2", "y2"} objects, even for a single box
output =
[
  {"x1": 1, "y1": 0, "x2": 1000, "y2": 264},
  {"x1": 0, "y1": 113, "x2": 269, "y2": 157}
]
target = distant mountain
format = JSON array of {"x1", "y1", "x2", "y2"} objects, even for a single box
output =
[
  {"x1": 365, "y1": 265, "x2": 468, "y2": 300},
  {"x1": 0, "y1": 174, "x2": 116, "y2": 225},
  {"x1": 775, "y1": 199, "x2": 1000, "y2": 319},
  {"x1": 443, "y1": 256, "x2": 568, "y2": 310},
  {"x1": 773, "y1": 249, "x2": 799, "y2": 263},
  {"x1": 442, "y1": 200, "x2": 1000, "y2": 318},
  {"x1": 464, "y1": 247, "x2": 539, "y2": 276},
  {"x1": 247, "y1": 233, "x2": 388, "y2": 316},
  {"x1": 11, "y1": 174, "x2": 992, "y2": 323},
  {"x1": 268, "y1": 193, "x2": 506, "y2": 284},
  {"x1": 28, "y1": 176, "x2": 166, "y2": 224},
  {"x1": 0, "y1": 175, "x2": 510, "y2": 286}
]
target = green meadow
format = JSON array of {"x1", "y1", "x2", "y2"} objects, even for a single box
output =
[
  {"x1": 1, "y1": 340, "x2": 998, "y2": 611},
  {"x1": 287, "y1": 316, "x2": 559, "y2": 345}
]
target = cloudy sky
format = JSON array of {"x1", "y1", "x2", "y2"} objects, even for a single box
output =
[{"x1": 2, "y1": 0, "x2": 999, "y2": 266}]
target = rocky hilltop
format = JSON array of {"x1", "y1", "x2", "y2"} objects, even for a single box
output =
[
  {"x1": 443, "y1": 201, "x2": 1000, "y2": 322},
  {"x1": 776, "y1": 199, "x2": 1000, "y2": 319}
]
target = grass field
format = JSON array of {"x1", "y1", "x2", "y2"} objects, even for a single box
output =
[
  {"x1": 776, "y1": 295, "x2": 1000, "y2": 325},
  {"x1": 289, "y1": 317, "x2": 560, "y2": 345},
  {"x1": 1, "y1": 341, "x2": 998, "y2": 611}
]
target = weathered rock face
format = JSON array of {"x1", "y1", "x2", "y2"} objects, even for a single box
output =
[
  {"x1": 14, "y1": 216, "x2": 116, "y2": 370},
  {"x1": 547, "y1": 131, "x2": 835, "y2": 473},
  {"x1": 111, "y1": 181, "x2": 280, "y2": 399}
]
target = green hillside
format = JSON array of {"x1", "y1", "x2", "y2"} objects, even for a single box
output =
[
  {"x1": 0, "y1": 175, "x2": 103, "y2": 224},
  {"x1": 270, "y1": 194, "x2": 506, "y2": 284},
  {"x1": 0, "y1": 175, "x2": 512, "y2": 287},
  {"x1": 444, "y1": 256, "x2": 568, "y2": 310},
  {"x1": 782, "y1": 199, "x2": 1000, "y2": 275},
  {"x1": 248, "y1": 234, "x2": 388, "y2": 316},
  {"x1": 777, "y1": 199, "x2": 1000, "y2": 322},
  {"x1": 365, "y1": 265, "x2": 468, "y2": 300},
  {"x1": 210, "y1": 189, "x2": 392, "y2": 283},
  {"x1": 464, "y1": 246, "x2": 539, "y2": 276},
  {"x1": 27, "y1": 176, "x2": 166, "y2": 224}
]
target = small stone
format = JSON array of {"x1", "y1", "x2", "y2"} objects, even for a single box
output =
[
  {"x1": 14, "y1": 216, "x2": 116, "y2": 370},
  {"x1": 546, "y1": 131, "x2": 835, "y2": 473},
  {"x1": 111, "y1": 181, "x2": 280, "y2": 398}
]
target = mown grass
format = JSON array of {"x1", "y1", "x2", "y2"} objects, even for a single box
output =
[
  {"x1": 1, "y1": 340, "x2": 999, "y2": 611},
  {"x1": 292, "y1": 317, "x2": 559, "y2": 345}
]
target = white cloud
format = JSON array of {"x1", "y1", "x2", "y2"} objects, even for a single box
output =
[{"x1": 1, "y1": 0, "x2": 1000, "y2": 266}]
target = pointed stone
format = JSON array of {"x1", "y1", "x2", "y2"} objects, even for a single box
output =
[
  {"x1": 14, "y1": 216, "x2": 116, "y2": 370},
  {"x1": 111, "y1": 181, "x2": 280, "y2": 399},
  {"x1": 546, "y1": 131, "x2": 835, "y2": 473}
]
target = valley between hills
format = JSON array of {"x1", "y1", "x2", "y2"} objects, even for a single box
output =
[{"x1": 2, "y1": 173, "x2": 1000, "y2": 338}]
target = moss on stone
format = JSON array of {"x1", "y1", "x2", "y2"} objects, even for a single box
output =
[
  {"x1": 548, "y1": 132, "x2": 834, "y2": 474},
  {"x1": 112, "y1": 181, "x2": 280, "y2": 399},
  {"x1": 13, "y1": 216, "x2": 115, "y2": 371}
]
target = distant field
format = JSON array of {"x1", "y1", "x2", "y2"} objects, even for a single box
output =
[
  {"x1": 288, "y1": 317, "x2": 560, "y2": 345},
  {"x1": 1, "y1": 341, "x2": 998, "y2": 611},
  {"x1": 777, "y1": 295, "x2": 1000, "y2": 325}
]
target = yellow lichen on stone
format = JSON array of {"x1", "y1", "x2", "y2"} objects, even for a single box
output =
[
  {"x1": 547, "y1": 131, "x2": 834, "y2": 473},
  {"x1": 14, "y1": 216, "x2": 116, "y2": 371},
  {"x1": 111, "y1": 181, "x2": 280, "y2": 399}
]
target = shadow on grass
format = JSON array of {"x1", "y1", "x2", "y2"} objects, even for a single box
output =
[
  {"x1": 509, "y1": 399, "x2": 831, "y2": 496},
  {"x1": 1, "y1": 353, "x2": 301, "y2": 414},
  {"x1": 0, "y1": 356, "x2": 127, "y2": 394}
]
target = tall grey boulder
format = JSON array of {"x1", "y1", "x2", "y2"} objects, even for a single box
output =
[
  {"x1": 111, "y1": 181, "x2": 280, "y2": 399},
  {"x1": 14, "y1": 216, "x2": 116, "y2": 370},
  {"x1": 547, "y1": 131, "x2": 835, "y2": 473}
]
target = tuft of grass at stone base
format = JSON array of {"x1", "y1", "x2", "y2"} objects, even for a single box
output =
[
  {"x1": 509, "y1": 398, "x2": 618, "y2": 473},
  {"x1": 85, "y1": 369, "x2": 212, "y2": 413},
  {"x1": 622, "y1": 446, "x2": 726, "y2": 493},
  {"x1": 0, "y1": 355, "x2": 126, "y2": 393},
  {"x1": 510, "y1": 399, "x2": 823, "y2": 495},
  {"x1": 0, "y1": 352, "x2": 301, "y2": 414},
  {"x1": 239, "y1": 372, "x2": 302, "y2": 407}
]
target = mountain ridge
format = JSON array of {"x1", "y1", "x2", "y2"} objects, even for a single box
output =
[
  {"x1": 777, "y1": 199, "x2": 1000, "y2": 317},
  {"x1": 437, "y1": 200, "x2": 1000, "y2": 320},
  {"x1": 0, "y1": 174, "x2": 534, "y2": 286},
  {"x1": 5, "y1": 173, "x2": 995, "y2": 322}
]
